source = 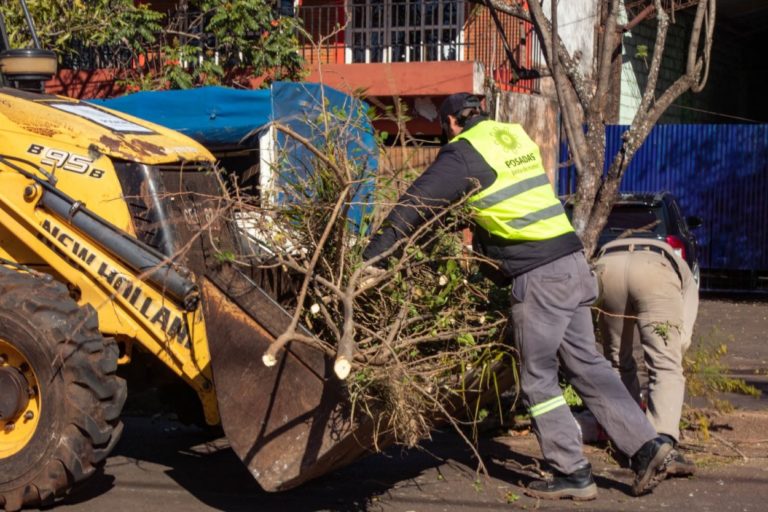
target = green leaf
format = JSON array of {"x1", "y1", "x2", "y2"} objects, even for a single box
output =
[
  {"x1": 457, "y1": 333, "x2": 475, "y2": 346},
  {"x1": 214, "y1": 250, "x2": 236, "y2": 263}
]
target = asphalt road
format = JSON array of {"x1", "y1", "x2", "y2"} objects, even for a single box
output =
[
  {"x1": 57, "y1": 411, "x2": 768, "y2": 512},
  {"x1": 54, "y1": 297, "x2": 768, "y2": 511}
]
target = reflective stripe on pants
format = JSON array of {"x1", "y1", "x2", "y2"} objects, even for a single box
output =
[{"x1": 530, "y1": 395, "x2": 567, "y2": 418}]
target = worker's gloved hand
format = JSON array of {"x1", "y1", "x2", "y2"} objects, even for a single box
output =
[{"x1": 359, "y1": 265, "x2": 387, "y2": 290}]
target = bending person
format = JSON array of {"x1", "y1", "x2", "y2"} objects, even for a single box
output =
[{"x1": 594, "y1": 237, "x2": 699, "y2": 476}]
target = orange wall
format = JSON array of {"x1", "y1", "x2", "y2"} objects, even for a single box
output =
[
  {"x1": 45, "y1": 69, "x2": 126, "y2": 99},
  {"x1": 45, "y1": 61, "x2": 482, "y2": 103},
  {"x1": 304, "y1": 61, "x2": 483, "y2": 97}
]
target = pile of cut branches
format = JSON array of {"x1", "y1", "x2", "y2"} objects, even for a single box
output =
[{"x1": 220, "y1": 92, "x2": 516, "y2": 446}]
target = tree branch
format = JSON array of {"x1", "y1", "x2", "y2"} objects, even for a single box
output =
[
  {"x1": 688, "y1": 0, "x2": 716, "y2": 93},
  {"x1": 262, "y1": 182, "x2": 352, "y2": 367},
  {"x1": 593, "y1": 0, "x2": 621, "y2": 116},
  {"x1": 273, "y1": 122, "x2": 349, "y2": 184},
  {"x1": 634, "y1": 0, "x2": 669, "y2": 121},
  {"x1": 525, "y1": 1, "x2": 591, "y2": 195},
  {"x1": 526, "y1": 0, "x2": 591, "y2": 108},
  {"x1": 471, "y1": 0, "x2": 590, "y2": 107}
]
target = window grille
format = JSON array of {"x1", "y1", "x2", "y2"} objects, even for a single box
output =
[{"x1": 347, "y1": 1, "x2": 464, "y2": 64}]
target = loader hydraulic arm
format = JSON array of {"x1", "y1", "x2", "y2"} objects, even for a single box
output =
[
  {"x1": 0, "y1": 155, "x2": 220, "y2": 424},
  {"x1": 1, "y1": 155, "x2": 199, "y2": 308}
]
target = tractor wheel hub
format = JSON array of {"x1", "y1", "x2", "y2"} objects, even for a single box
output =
[{"x1": 0, "y1": 366, "x2": 29, "y2": 421}]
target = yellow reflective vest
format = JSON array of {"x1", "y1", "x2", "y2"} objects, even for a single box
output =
[{"x1": 453, "y1": 120, "x2": 574, "y2": 242}]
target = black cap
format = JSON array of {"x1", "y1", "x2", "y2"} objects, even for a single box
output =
[{"x1": 438, "y1": 93, "x2": 482, "y2": 124}]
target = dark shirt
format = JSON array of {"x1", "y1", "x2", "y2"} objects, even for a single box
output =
[{"x1": 364, "y1": 116, "x2": 582, "y2": 277}]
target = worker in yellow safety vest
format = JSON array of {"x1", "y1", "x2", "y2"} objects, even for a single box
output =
[{"x1": 363, "y1": 92, "x2": 677, "y2": 500}]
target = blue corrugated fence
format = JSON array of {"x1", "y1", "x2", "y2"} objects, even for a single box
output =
[{"x1": 558, "y1": 124, "x2": 768, "y2": 271}]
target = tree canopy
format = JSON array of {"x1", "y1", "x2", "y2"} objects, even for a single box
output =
[{"x1": 0, "y1": 0, "x2": 304, "y2": 89}]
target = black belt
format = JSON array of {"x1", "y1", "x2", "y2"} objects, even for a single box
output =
[{"x1": 601, "y1": 243, "x2": 682, "y2": 280}]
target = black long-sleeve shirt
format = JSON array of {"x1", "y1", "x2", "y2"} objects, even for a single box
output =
[{"x1": 364, "y1": 117, "x2": 582, "y2": 277}]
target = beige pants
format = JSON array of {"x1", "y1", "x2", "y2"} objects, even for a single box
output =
[{"x1": 596, "y1": 248, "x2": 697, "y2": 442}]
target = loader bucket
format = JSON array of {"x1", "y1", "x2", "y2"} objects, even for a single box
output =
[
  {"x1": 141, "y1": 167, "x2": 381, "y2": 491},
  {"x1": 200, "y1": 269, "x2": 377, "y2": 491},
  {"x1": 152, "y1": 169, "x2": 512, "y2": 491}
]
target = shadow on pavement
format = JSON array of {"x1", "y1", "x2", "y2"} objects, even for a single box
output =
[
  {"x1": 64, "y1": 415, "x2": 650, "y2": 511},
  {"x1": 477, "y1": 437, "x2": 633, "y2": 496},
  {"x1": 65, "y1": 416, "x2": 476, "y2": 511}
]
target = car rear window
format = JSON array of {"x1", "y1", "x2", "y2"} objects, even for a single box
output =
[{"x1": 604, "y1": 205, "x2": 665, "y2": 234}]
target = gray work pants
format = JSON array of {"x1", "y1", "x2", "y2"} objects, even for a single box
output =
[
  {"x1": 596, "y1": 248, "x2": 697, "y2": 442},
  {"x1": 510, "y1": 251, "x2": 656, "y2": 474}
]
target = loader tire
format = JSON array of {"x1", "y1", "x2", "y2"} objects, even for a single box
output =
[{"x1": 0, "y1": 271, "x2": 126, "y2": 511}]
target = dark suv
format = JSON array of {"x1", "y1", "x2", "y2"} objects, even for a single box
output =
[{"x1": 565, "y1": 192, "x2": 703, "y2": 283}]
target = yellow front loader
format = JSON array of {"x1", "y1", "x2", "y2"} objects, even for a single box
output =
[{"x1": 0, "y1": 8, "x2": 372, "y2": 510}]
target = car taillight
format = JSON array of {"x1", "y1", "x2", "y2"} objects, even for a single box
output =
[{"x1": 666, "y1": 235, "x2": 686, "y2": 261}]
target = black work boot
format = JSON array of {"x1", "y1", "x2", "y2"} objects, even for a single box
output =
[
  {"x1": 630, "y1": 437, "x2": 676, "y2": 496},
  {"x1": 525, "y1": 464, "x2": 598, "y2": 501}
]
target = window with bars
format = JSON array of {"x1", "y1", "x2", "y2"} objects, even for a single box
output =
[{"x1": 347, "y1": 1, "x2": 464, "y2": 64}]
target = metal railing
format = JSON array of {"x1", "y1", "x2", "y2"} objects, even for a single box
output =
[
  {"x1": 298, "y1": 0, "x2": 542, "y2": 93},
  {"x1": 56, "y1": 1, "x2": 542, "y2": 94}
]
